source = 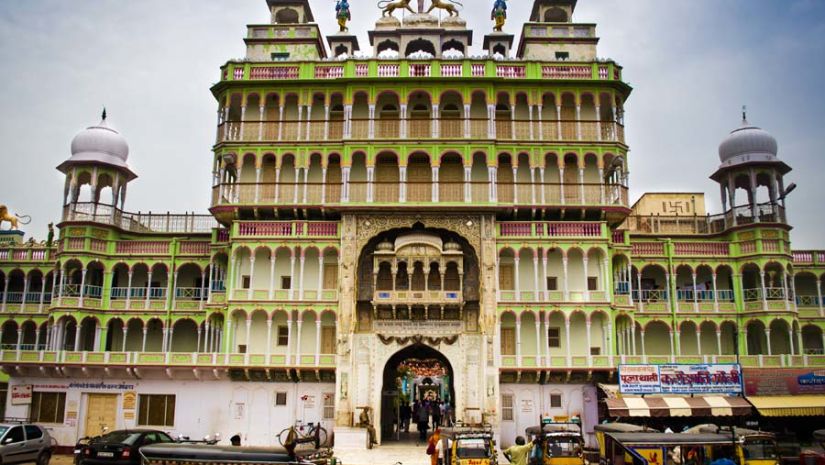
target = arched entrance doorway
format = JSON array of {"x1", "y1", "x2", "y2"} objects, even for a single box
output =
[{"x1": 381, "y1": 344, "x2": 455, "y2": 442}]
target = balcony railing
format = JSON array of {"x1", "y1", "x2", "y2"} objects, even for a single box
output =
[
  {"x1": 222, "y1": 59, "x2": 622, "y2": 83},
  {"x1": 212, "y1": 181, "x2": 628, "y2": 209},
  {"x1": 625, "y1": 203, "x2": 787, "y2": 235},
  {"x1": 217, "y1": 118, "x2": 625, "y2": 144},
  {"x1": 0, "y1": 248, "x2": 54, "y2": 262},
  {"x1": 62, "y1": 203, "x2": 217, "y2": 234},
  {"x1": 498, "y1": 222, "x2": 604, "y2": 238},
  {"x1": 373, "y1": 290, "x2": 462, "y2": 305}
]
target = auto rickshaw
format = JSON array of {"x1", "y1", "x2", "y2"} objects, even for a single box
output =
[
  {"x1": 525, "y1": 423, "x2": 585, "y2": 465},
  {"x1": 598, "y1": 431, "x2": 738, "y2": 465},
  {"x1": 440, "y1": 426, "x2": 498, "y2": 465},
  {"x1": 595, "y1": 423, "x2": 661, "y2": 463},
  {"x1": 683, "y1": 425, "x2": 779, "y2": 465}
]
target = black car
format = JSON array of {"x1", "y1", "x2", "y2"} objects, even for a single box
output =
[{"x1": 79, "y1": 430, "x2": 174, "y2": 465}]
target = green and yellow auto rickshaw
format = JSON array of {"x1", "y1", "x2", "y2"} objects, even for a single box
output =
[
  {"x1": 441, "y1": 427, "x2": 498, "y2": 465},
  {"x1": 525, "y1": 423, "x2": 585, "y2": 465}
]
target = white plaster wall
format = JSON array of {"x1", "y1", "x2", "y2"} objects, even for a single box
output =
[
  {"x1": 5, "y1": 376, "x2": 334, "y2": 448},
  {"x1": 499, "y1": 384, "x2": 596, "y2": 448}
]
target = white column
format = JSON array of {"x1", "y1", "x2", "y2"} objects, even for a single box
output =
[
  {"x1": 575, "y1": 104, "x2": 582, "y2": 140},
  {"x1": 289, "y1": 254, "x2": 297, "y2": 299},
  {"x1": 788, "y1": 328, "x2": 795, "y2": 355},
  {"x1": 125, "y1": 271, "x2": 133, "y2": 307},
  {"x1": 692, "y1": 273, "x2": 699, "y2": 312},
  {"x1": 368, "y1": 104, "x2": 375, "y2": 138},
  {"x1": 78, "y1": 269, "x2": 87, "y2": 307},
  {"x1": 20, "y1": 275, "x2": 29, "y2": 312},
  {"x1": 432, "y1": 166, "x2": 439, "y2": 202},
  {"x1": 532, "y1": 255, "x2": 539, "y2": 301},
  {"x1": 513, "y1": 257, "x2": 521, "y2": 300},
  {"x1": 142, "y1": 328, "x2": 148, "y2": 352},
  {"x1": 712, "y1": 273, "x2": 719, "y2": 312},
  {"x1": 295, "y1": 317, "x2": 303, "y2": 364},
  {"x1": 298, "y1": 253, "x2": 306, "y2": 300},
  {"x1": 73, "y1": 324, "x2": 81, "y2": 352},
  {"x1": 565, "y1": 319, "x2": 572, "y2": 366},
  {"x1": 244, "y1": 318, "x2": 252, "y2": 353},
  {"x1": 266, "y1": 318, "x2": 273, "y2": 358},
  {"x1": 760, "y1": 271, "x2": 768, "y2": 310},
  {"x1": 542, "y1": 251, "x2": 549, "y2": 301},
  {"x1": 582, "y1": 257, "x2": 590, "y2": 301},
  {"x1": 562, "y1": 257, "x2": 569, "y2": 301},
  {"x1": 286, "y1": 317, "x2": 293, "y2": 363},
  {"x1": 640, "y1": 330, "x2": 646, "y2": 357},
  {"x1": 631, "y1": 320, "x2": 637, "y2": 355},
  {"x1": 204, "y1": 322, "x2": 211, "y2": 353},
  {"x1": 121, "y1": 327, "x2": 128, "y2": 352},
  {"x1": 586, "y1": 321, "x2": 593, "y2": 365},
  {"x1": 544, "y1": 313, "x2": 551, "y2": 366},
  {"x1": 366, "y1": 166, "x2": 375, "y2": 202},
  {"x1": 317, "y1": 254, "x2": 325, "y2": 298},
  {"x1": 247, "y1": 256, "x2": 256, "y2": 300},
  {"x1": 696, "y1": 330, "x2": 702, "y2": 356},
  {"x1": 145, "y1": 271, "x2": 153, "y2": 310},
  {"x1": 315, "y1": 320, "x2": 322, "y2": 365},
  {"x1": 670, "y1": 330, "x2": 677, "y2": 358},
  {"x1": 464, "y1": 167, "x2": 472, "y2": 203},
  {"x1": 263, "y1": 253, "x2": 274, "y2": 300},
  {"x1": 716, "y1": 331, "x2": 723, "y2": 356},
  {"x1": 607, "y1": 322, "x2": 613, "y2": 357},
  {"x1": 765, "y1": 329, "x2": 772, "y2": 356}
]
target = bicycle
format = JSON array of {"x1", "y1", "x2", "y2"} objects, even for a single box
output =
[{"x1": 277, "y1": 420, "x2": 329, "y2": 450}]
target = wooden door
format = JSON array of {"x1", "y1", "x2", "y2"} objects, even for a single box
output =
[
  {"x1": 85, "y1": 394, "x2": 118, "y2": 437},
  {"x1": 499, "y1": 264, "x2": 514, "y2": 291},
  {"x1": 323, "y1": 264, "x2": 338, "y2": 290}
]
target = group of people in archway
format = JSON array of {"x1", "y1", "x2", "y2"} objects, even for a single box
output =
[{"x1": 403, "y1": 398, "x2": 454, "y2": 443}]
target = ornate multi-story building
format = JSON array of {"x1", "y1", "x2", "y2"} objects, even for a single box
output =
[{"x1": 0, "y1": 0, "x2": 823, "y2": 451}]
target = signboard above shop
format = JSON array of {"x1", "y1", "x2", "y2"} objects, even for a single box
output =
[{"x1": 619, "y1": 364, "x2": 743, "y2": 395}]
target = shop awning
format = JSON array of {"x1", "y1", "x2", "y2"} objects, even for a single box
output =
[
  {"x1": 747, "y1": 395, "x2": 825, "y2": 417},
  {"x1": 606, "y1": 396, "x2": 752, "y2": 418}
]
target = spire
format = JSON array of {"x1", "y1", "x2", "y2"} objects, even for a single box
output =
[
  {"x1": 741, "y1": 105, "x2": 748, "y2": 125},
  {"x1": 101, "y1": 107, "x2": 107, "y2": 122}
]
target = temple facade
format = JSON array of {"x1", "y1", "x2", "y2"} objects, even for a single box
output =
[{"x1": 0, "y1": 0, "x2": 823, "y2": 450}]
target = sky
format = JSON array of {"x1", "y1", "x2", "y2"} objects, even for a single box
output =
[{"x1": 0, "y1": 0, "x2": 824, "y2": 247}]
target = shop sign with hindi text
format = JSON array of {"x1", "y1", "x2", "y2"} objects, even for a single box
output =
[{"x1": 619, "y1": 364, "x2": 743, "y2": 395}]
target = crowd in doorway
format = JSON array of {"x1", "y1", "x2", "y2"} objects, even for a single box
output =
[{"x1": 398, "y1": 398, "x2": 455, "y2": 443}]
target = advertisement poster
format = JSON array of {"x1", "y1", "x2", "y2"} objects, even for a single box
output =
[
  {"x1": 659, "y1": 364, "x2": 742, "y2": 394},
  {"x1": 620, "y1": 364, "x2": 742, "y2": 395},
  {"x1": 618, "y1": 365, "x2": 660, "y2": 394},
  {"x1": 744, "y1": 369, "x2": 825, "y2": 396},
  {"x1": 122, "y1": 391, "x2": 137, "y2": 410},
  {"x1": 10, "y1": 385, "x2": 32, "y2": 405}
]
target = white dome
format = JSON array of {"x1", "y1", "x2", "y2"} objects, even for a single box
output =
[
  {"x1": 69, "y1": 118, "x2": 130, "y2": 166},
  {"x1": 718, "y1": 120, "x2": 778, "y2": 166},
  {"x1": 57, "y1": 114, "x2": 136, "y2": 179}
]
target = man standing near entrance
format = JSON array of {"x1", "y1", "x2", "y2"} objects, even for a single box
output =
[{"x1": 504, "y1": 436, "x2": 539, "y2": 465}]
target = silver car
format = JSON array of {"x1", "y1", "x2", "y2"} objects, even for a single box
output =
[{"x1": 0, "y1": 423, "x2": 52, "y2": 465}]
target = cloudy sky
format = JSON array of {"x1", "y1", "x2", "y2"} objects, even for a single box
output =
[{"x1": 1, "y1": 0, "x2": 824, "y2": 246}]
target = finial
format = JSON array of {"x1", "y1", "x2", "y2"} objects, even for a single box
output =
[
  {"x1": 741, "y1": 105, "x2": 747, "y2": 124},
  {"x1": 102, "y1": 107, "x2": 107, "y2": 122}
]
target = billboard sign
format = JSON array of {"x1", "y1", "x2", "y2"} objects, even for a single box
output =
[{"x1": 619, "y1": 364, "x2": 743, "y2": 395}]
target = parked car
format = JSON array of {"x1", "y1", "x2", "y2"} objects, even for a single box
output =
[
  {"x1": 79, "y1": 429, "x2": 174, "y2": 465},
  {"x1": 0, "y1": 422, "x2": 52, "y2": 465}
]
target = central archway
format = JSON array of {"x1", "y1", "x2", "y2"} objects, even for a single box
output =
[{"x1": 381, "y1": 344, "x2": 455, "y2": 442}]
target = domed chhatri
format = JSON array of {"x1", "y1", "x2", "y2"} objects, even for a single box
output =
[
  {"x1": 62, "y1": 111, "x2": 132, "y2": 171},
  {"x1": 717, "y1": 117, "x2": 779, "y2": 167}
]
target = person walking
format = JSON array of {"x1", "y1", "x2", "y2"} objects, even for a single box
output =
[
  {"x1": 400, "y1": 402, "x2": 411, "y2": 433},
  {"x1": 426, "y1": 428, "x2": 441, "y2": 465},
  {"x1": 417, "y1": 400, "x2": 430, "y2": 443},
  {"x1": 431, "y1": 401, "x2": 442, "y2": 428}
]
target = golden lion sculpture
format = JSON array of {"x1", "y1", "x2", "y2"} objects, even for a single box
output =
[
  {"x1": 0, "y1": 205, "x2": 31, "y2": 231},
  {"x1": 428, "y1": 0, "x2": 462, "y2": 16},
  {"x1": 378, "y1": 0, "x2": 415, "y2": 17}
]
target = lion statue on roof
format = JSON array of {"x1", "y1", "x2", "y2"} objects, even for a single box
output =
[{"x1": 0, "y1": 205, "x2": 31, "y2": 231}]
